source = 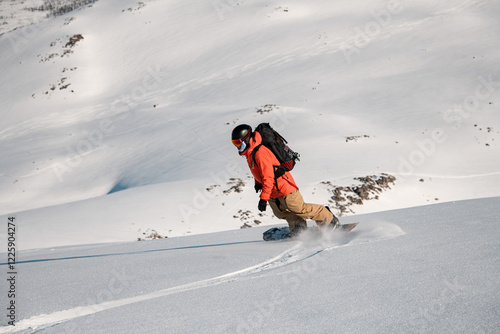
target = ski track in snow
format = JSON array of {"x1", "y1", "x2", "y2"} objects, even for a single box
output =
[{"x1": 0, "y1": 222, "x2": 403, "y2": 333}]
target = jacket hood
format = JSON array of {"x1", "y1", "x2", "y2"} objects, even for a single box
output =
[{"x1": 239, "y1": 131, "x2": 262, "y2": 157}]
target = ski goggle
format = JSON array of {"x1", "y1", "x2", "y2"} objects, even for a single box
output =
[{"x1": 231, "y1": 138, "x2": 243, "y2": 148}]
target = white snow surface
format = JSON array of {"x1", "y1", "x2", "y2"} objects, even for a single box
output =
[
  {"x1": 0, "y1": 0, "x2": 499, "y2": 250},
  {"x1": 1, "y1": 197, "x2": 499, "y2": 333},
  {"x1": 0, "y1": 0, "x2": 500, "y2": 331}
]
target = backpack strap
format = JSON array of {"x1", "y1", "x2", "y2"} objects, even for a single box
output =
[
  {"x1": 251, "y1": 144, "x2": 263, "y2": 169},
  {"x1": 252, "y1": 144, "x2": 285, "y2": 192}
]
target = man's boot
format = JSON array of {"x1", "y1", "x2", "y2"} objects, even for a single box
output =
[{"x1": 325, "y1": 206, "x2": 340, "y2": 231}]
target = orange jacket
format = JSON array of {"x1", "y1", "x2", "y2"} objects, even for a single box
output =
[{"x1": 241, "y1": 132, "x2": 298, "y2": 201}]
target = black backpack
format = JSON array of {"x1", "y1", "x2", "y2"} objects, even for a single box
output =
[{"x1": 252, "y1": 123, "x2": 300, "y2": 180}]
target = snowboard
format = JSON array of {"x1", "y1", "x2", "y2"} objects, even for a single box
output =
[{"x1": 263, "y1": 223, "x2": 358, "y2": 241}]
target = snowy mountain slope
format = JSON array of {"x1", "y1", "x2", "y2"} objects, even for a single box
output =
[
  {"x1": 0, "y1": 0, "x2": 499, "y2": 249},
  {"x1": 0, "y1": 0, "x2": 48, "y2": 36},
  {"x1": 0, "y1": 197, "x2": 498, "y2": 333}
]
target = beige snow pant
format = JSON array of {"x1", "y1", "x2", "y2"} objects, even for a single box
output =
[{"x1": 268, "y1": 190, "x2": 334, "y2": 230}]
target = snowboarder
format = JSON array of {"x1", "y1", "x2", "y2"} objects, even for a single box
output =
[{"x1": 231, "y1": 124, "x2": 339, "y2": 237}]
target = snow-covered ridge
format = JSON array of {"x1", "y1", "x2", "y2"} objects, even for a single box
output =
[
  {"x1": 0, "y1": 0, "x2": 97, "y2": 36},
  {"x1": 0, "y1": 0, "x2": 499, "y2": 250}
]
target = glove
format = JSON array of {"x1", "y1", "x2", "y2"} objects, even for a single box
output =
[
  {"x1": 254, "y1": 183, "x2": 262, "y2": 193},
  {"x1": 258, "y1": 199, "x2": 267, "y2": 212}
]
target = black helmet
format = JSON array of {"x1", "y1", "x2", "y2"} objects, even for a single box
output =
[
  {"x1": 231, "y1": 124, "x2": 252, "y2": 152},
  {"x1": 231, "y1": 124, "x2": 252, "y2": 141}
]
